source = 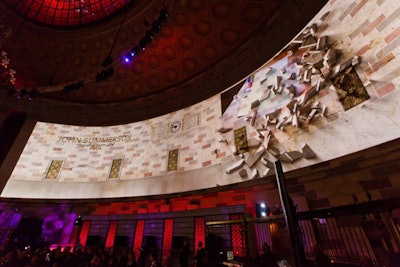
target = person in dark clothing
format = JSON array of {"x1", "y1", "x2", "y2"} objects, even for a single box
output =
[
  {"x1": 1, "y1": 249, "x2": 23, "y2": 267},
  {"x1": 125, "y1": 251, "x2": 137, "y2": 267},
  {"x1": 148, "y1": 254, "x2": 159, "y2": 267},
  {"x1": 194, "y1": 241, "x2": 205, "y2": 267},
  {"x1": 261, "y1": 243, "x2": 278, "y2": 267},
  {"x1": 138, "y1": 237, "x2": 149, "y2": 267},
  {"x1": 179, "y1": 237, "x2": 189, "y2": 267}
]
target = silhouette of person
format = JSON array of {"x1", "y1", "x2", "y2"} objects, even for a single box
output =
[
  {"x1": 138, "y1": 237, "x2": 149, "y2": 267},
  {"x1": 148, "y1": 254, "x2": 159, "y2": 267},
  {"x1": 126, "y1": 251, "x2": 137, "y2": 267},
  {"x1": 179, "y1": 237, "x2": 189, "y2": 267},
  {"x1": 195, "y1": 241, "x2": 205, "y2": 267},
  {"x1": 261, "y1": 243, "x2": 278, "y2": 267}
]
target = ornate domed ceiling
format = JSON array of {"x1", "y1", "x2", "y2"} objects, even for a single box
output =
[
  {"x1": 0, "y1": 0, "x2": 328, "y2": 125},
  {"x1": 1, "y1": 0, "x2": 134, "y2": 28}
]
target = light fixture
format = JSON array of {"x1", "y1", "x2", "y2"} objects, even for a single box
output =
[
  {"x1": 28, "y1": 90, "x2": 39, "y2": 100},
  {"x1": 256, "y1": 203, "x2": 270, "y2": 218},
  {"x1": 121, "y1": 7, "x2": 168, "y2": 63},
  {"x1": 95, "y1": 67, "x2": 114, "y2": 83},
  {"x1": 158, "y1": 8, "x2": 169, "y2": 24},
  {"x1": 17, "y1": 89, "x2": 28, "y2": 99},
  {"x1": 74, "y1": 215, "x2": 82, "y2": 226},
  {"x1": 101, "y1": 56, "x2": 113, "y2": 68},
  {"x1": 139, "y1": 31, "x2": 154, "y2": 50},
  {"x1": 151, "y1": 20, "x2": 162, "y2": 33},
  {"x1": 64, "y1": 81, "x2": 84, "y2": 94},
  {"x1": 123, "y1": 46, "x2": 141, "y2": 64},
  {"x1": 123, "y1": 53, "x2": 133, "y2": 63}
]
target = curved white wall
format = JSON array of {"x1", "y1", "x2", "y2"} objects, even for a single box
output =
[{"x1": 3, "y1": 0, "x2": 400, "y2": 199}]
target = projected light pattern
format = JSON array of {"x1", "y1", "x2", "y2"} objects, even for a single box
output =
[
  {"x1": 105, "y1": 221, "x2": 118, "y2": 248},
  {"x1": 230, "y1": 214, "x2": 245, "y2": 257},
  {"x1": 133, "y1": 220, "x2": 144, "y2": 260},
  {"x1": 2, "y1": 0, "x2": 133, "y2": 28},
  {"x1": 194, "y1": 217, "x2": 205, "y2": 258},
  {"x1": 162, "y1": 219, "x2": 173, "y2": 260},
  {"x1": 79, "y1": 221, "x2": 91, "y2": 248}
]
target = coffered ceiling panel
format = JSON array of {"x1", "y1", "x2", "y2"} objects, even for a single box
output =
[
  {"x1": 0, "y1": 0, "x2": 328, "y2": 125},
  {"x1": 2, "y1": 0, "x2": 133, "y2": 28}
]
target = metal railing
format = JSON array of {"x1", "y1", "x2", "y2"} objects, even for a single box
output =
[{"x1": 295, "y1": 197, "x2": 400, "y2": 266}]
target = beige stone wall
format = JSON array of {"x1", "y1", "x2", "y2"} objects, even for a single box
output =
[
  {"x1": 219, "y1": 0, "x2": 400, "y2": 173},
  {"x1": 6, "y1": 95, "x2": 226, "y2": 181}
]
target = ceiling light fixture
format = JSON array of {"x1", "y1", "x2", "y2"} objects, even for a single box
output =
[
  {"x1": 122, "y1": 7, "x2": 168, "y2": 64},
  {"x1": 64, "y1": 81, "x2": 85, "y2": 94},
  {"x1": 101, "y1": 5, "x2": 129, "y2": 68},
  {"x1": 95, "y1": 67, "x2": 115, "y2": 83}
]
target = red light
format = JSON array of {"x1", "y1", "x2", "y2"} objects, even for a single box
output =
[{"x1": 2, "y1": 0, "x2": 132, "y2": 28}]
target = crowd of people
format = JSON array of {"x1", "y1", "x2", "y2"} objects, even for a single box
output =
[
  {"x1": 0, "y1": 245, "x2": 152, "y2": 267},
  {"x1": 0, "y1": 239, "x2": 283, "y2": 267},
  {"x1": 0, "y1": 240, "x2": 268, "y2": 267}
]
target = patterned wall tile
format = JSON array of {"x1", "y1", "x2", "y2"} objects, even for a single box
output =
[
  {"x1": 350, "y1": 0, "x2": 368, "y2": 17},
  {"x1": 45, "y1": 160, "x2": 63, "y2": 180},
  {"x1": 109, "y1": 159, "x2": 123, "y2": 179},
  {"x1": 349, "y1": 20, "x2": 369, "y2": 39},
  {"x1": 167, "y1": 149, "x2": 179, "y2": 171},
  {"x1": 234, "y1": 126, "x2": 248, "y2": 154},
  {"x1": 376, "y1": 5, "x2": 400, "y2": 32},
  {"x1": 339, "y1": 2, "x2": 357, "y2": 21},
  {"x1": 385, "y1": 26, "x2": 400, "y2": 43},
  {"x1": 361, "y1": 14, "x2": 385, "y2": 36}
]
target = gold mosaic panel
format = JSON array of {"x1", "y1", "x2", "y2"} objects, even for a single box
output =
[
  {"x1": 45, "y1": 160, "x2": 63, "y2": 180},
  {"x1": 167, "y1": 149, "x2": 179, "y2": 171},
  {"x1": 332, "y1": 67, "x2": 370, "y2": 110},
  {"x1": 109, "y1": 158, "x2": 123, "y2": 179},
  {"x1": 234, "y1": 126, "x2": 249, "y2": 154}
]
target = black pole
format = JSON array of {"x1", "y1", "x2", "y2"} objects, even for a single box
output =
[{"x1": 274, "y1": 160, "x2": 306, "y2": 267}]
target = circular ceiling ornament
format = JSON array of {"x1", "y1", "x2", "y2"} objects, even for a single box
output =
[
  {"x1": 147, "y1": 75, "x2": 160, "y2": 89},
  {"x1": 2, "y1": 0, "x2": 135, "y2": 29},
  {"x1": 163, "y1": 46, "x2": 176, "y2": 61},
  {"x1": 129, "y1": 81, "x2": 141, "y2": 95},
  {"x1": 182, "y1": 58, "x2": 196, "y2": 73},
  {"x1": 112, "y1": 85, "x2": 124, "y2": 96},
  {"x1": 212, "y1": 2, "x2": 231, "y2": 18},
  {"x1": 179, "y1": 35, "x2": 193, "y2": 50},
  {"x1": 174, "y1": 13, "x2": 187, "y2": 26},
  {"x1": 220, "y1": 28, "x2": 240, "y2": 45},
  {"x1": 195, "y1": 21, "x2": 212, "y2": 36},
  {"x1": 165, "y1": 69, "x2": 178, "y2": 82}
]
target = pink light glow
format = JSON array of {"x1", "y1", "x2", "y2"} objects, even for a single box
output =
[
  {"x1": 105, "y1": 221, "x2": 118, "y2": 248},
  {"x1": 162, "y1": 219, "x2": 173, "y2": 261},
  {"x1": 79, "y1": 221, "x2": 91, "y2": 248},
  {"x1": 133, "y1": 220, "x2": 144, "y2": 261}
]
